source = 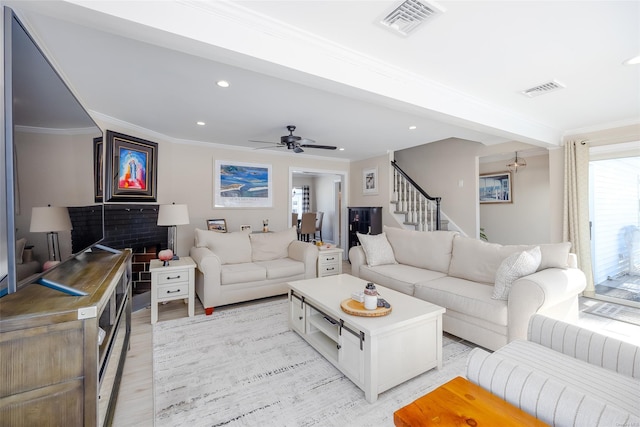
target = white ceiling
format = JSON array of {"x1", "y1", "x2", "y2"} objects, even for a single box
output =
[{"x1": 6, "y1": 0, "x2": 640, "y2": 161}]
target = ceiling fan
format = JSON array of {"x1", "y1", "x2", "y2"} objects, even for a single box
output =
[{"x1": 250, "y1": 125, "x2": 337, "y2": 153}]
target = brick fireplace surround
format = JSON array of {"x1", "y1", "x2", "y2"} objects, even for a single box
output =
[{"x1": 70, "y1": 204, "x2": 168, "y2": 294}]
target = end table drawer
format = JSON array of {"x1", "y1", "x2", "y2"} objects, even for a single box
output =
[
  {"x1": 156, "y1": 283, "x2": 188, "y2": 299},
  {"x1": 157, "y1": 269, "x2": 189, "y2": 284},
  {"x1": 319, "y1": 254, "x2": 340, "y2": 265},
  {"x1": 319, "y1": 263, "x2": 340, "y2": 276}
]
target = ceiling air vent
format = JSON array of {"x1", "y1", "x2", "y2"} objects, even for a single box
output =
[
  {"x1": 521, "y1": 80, "x2": 566, "y2": 98},
  {"x1": 379, "y1": 0, "x2": 445, "y2": 37}
]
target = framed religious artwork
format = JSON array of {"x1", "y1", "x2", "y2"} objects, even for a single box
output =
[{"x1": 104, "y1": 130, "x2": 158, "y2": 202}]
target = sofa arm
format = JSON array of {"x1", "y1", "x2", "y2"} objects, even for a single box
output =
[
  {"x1": 189, "y1": 246, "x2": 222, "y2": 311},
  {"x1": 528, "y1": 314, "x2": 640, "y2": 378},
  {"x1": 348, "y1": 246, "x2": 366, "y2": 278},
  {"x1": 507, "y1": 267, "x2": 586, "y2": 342},
  {"x1": 288, "y1": 241, "x2": 318, "y2": 279}
]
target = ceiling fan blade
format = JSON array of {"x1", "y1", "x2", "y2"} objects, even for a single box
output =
[
  {"x1": 300, "y1": 144, "x2": 337, "y2": 150},
  {"x1": 253, "y1": 145, "x2": 284, "y2": 150},
  {"x1": 299, "y1": 137, "x2": 316, "y2": 144},
  {"x1": 249, "y1": 139, "x2": 279, "y2": 144},
  {"x1": 293, "y1": 146, "x2": 304, "y2": 153}
]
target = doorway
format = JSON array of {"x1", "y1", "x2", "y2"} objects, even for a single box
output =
[
  {"x1": 289, "y1": 167, "x2": 348, "y2": 252},
  {"x1": 589, "y1": 149, "x2": 640, "y2": 307}
]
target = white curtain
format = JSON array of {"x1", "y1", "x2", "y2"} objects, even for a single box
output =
[
  {"x1": 302, "y1": 185, "x2": 310, "y2": 213},
  {"x1": 563, "y1": 140, "x2": 595, "y2": 296}
]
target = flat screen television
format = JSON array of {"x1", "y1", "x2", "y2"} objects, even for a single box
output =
[{"x1": 1, "y1": 7, "x2": 105, "y2": 297}]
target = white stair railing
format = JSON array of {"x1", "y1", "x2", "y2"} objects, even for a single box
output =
[{"x1": 391, "y1": 162, "x2": 442, "y2": 232}]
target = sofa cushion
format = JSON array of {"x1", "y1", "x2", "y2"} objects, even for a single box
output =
[
  {"x1": 250, "y1": 227, "x2": 297, "y2": 261},
  {"x1": 492, "y1": 340, "x2": 639, "y2": 418},
  {"x1": 220, "y1": 263, "x2": 266, "y2": 285},
  {"x1": 357, "y1": 232, "x2": 397, "y2": 266},
  {"x1": 466, "y1": 345, "x2": 640, "y2": 426},
  {"x1": 492, "y1": 246, "x2": 542, "y2": 300},
  {"x1": 537, "y1": 242, "x2": 571, "y2": 270},
  {"x1": 383, "y1": 226, "x2": 457, "y2": 273},
  {"x1": 195, "y1": 229, "x2": 251, "y2": 264},
  {"x1": 448, "y1": 235, "x2": 530, "y2": 284},
  {"x1": 360, "y1": 264, "x2": 447, "y2": 295},
  {"x1": 255, "y1": 258, "x2": 305, "y2": 279},
  {"x1": 414, "y1": 276, "x2": 508, "y2": 326}
]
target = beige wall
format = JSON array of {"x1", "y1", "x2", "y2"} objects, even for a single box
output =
[
  {"x1": 349, "y1": 153, "x2": 399, "y2": 228},
  {"x1": 95, "y1": 121, "x2": 350, "y2": 256},
  {"x1": 395, "y1": 138, "x2": 482, "y2": 236},
  {"x1": 479, "y1": 153, "x2": 550, "y2": 245}
]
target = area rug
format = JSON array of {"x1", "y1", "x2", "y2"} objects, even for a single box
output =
[
  {"x1": 153, "y1": 297, "x2": 474, "y2": 427},
  {"x1": 583, "y1": 301, "x2": 640, "y2": 326}
]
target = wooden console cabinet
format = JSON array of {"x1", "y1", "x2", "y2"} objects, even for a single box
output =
[{"x1": 0, "y1": 249, "x2": 132, "y2": 426}]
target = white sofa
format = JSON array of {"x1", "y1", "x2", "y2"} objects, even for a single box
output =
[
  {"x1": 466, "y1": 314, "x2": 640, "y2": 426},
  {"x1": 349, "y1": 226, "x2": 587, "y2": 350},
  {"x1": 190, "y1": 227, "x2": 318, "y2": 314}
]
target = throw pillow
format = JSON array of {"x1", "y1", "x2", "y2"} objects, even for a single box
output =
[
  {"x1": 492, "y1": 246, "x2": 542, "y2": 300},
  {"x1": 15, "y1": 238, "x2": 27, "y2": 265},
  {"x1": 357, "y1": 232, "x2": 397, "y2": 267},
  {"x1": 194, "y1": 229, "x2": 251, "y2": 264},
  {"x1": 250, "y1": 227, "x2": 297, "y2": 261}
]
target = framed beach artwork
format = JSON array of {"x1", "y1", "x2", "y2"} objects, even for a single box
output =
[
  {"x1": 214, "y1": 160, "x2": 272, "y2": 208},
  {"x1": 479, "y1": 172, "x2": 512, "y2": 203},
  {"x1": 104, "y1": 130, "x2": 158, "y2": 202},
  {"x1": 207, "y1": 218, "x2": 227, "y2": 232},
  {"x1": 362, "y1": 167, "x2": 378, "y2": 195}
]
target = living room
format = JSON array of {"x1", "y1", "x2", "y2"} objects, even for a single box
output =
[{"x1": 2, "y1": 1, "x2": 639, "y2": 426}]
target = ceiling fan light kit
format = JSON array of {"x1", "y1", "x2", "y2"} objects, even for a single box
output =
[{"x1": 250, "y1": 125, "x2": 337, "y2": 154}]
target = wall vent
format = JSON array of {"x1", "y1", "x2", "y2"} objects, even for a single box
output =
[
  {"x1": 522, "y1": 80, "x2": 566, "y2": 98},
  {"x1": 379, "y1": 0, "x2": 445, "y2": 37}
]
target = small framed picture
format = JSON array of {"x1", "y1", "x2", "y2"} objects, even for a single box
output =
[
  {"x1": 479, "y1": 172, "x2": 512, "y2": 203},
  {"x1": 363, "y1": 167, "x2": 378, "y2": 195},
  {"x1": 240, "y1": 225, "x2": 252, "y2": 233},
  {"x1": 207, "y1": 218, "x2": 227, "y2": 232}
]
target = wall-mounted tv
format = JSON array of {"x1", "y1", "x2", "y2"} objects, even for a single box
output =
[{"x1": 1, "y1": 7, "x2": 105, "y2": 296}]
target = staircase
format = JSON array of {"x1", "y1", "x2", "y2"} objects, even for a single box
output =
[{"x1": 390, "y1": 160, "x2": 449, "y2": 232}]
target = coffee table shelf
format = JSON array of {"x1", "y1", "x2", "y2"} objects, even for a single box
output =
[{"x1": 288, "y1": 274, "x2": 445, "y2": 403}]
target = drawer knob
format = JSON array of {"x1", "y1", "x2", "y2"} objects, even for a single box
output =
[{"x1": 166, "y1": 289, "x2": 181, "y2": 294}]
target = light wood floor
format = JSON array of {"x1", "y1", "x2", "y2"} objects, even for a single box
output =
[{"x1": 112, "y1": 264, "x2": 640, "y2": 425}]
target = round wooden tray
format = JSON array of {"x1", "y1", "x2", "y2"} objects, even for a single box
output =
[{"x1": 340, "y1": 298, "x2": 392, "y2": 317}]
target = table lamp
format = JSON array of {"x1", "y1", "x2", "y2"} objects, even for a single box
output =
[
  {"x1": 30, "y1": 205, "x2": 72, "y2": 262},
  {"x1": 157, "y1": 203, "x2": 189, "y2": 259}
]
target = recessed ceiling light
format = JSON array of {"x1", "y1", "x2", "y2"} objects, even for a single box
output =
[
  {"x1": 623, "y1": 55, "x2": 640, "y2": 65},
  {"x1": 216, "y1": 80, "x2": 230, "y2": 88},
  {"x1": 409, "y1": 125, "x2": 417, "y2": 130},
  {"x1": 196, "y1": 121, "x2": 205, "y2": 126},
  {"x1": 339, "y1": 148, "x2": 345, "y2": 151}
]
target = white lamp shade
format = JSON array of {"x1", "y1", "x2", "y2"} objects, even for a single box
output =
[
  {"x1": 30, "y1": 206, "x2": 72, "y2": 232},
  {"x1": 157, "y1": 204, "x2": 189, "y2": 226}
]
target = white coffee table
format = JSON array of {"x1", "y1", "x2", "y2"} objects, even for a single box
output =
[{"x1": 288, "y1": 274, "x2": 445, "y2": 403}]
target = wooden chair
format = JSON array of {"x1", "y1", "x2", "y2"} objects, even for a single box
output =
[
  {"x1": 292, "y1": 212, "x2": 299, "y2": 228},
  {"x1": 298, "y1": 212, "x2": 316, "y2": 242},
  {"x1": 315, "y1": 211, "x2": 324, "y2": 242}
]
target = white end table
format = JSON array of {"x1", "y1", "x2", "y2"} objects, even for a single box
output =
[
  {"x1": 317, "y1": 247, "x2": 344, "y2": 277},
  {"x1": 149, "y1": 256, "x2": 196, "y2": 324}
]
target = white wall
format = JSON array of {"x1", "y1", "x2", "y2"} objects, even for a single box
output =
[{"x1": 349, "y1": 154, "x2": 397, "y2": 228}]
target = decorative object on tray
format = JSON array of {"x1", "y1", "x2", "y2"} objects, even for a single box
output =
[
  {"x1": 364, "y1": 282, "x2": 378, "y2": 310},
  {"x1": 158, "y1": 249, "x2": 174, "y2": 266},
  {"x1": 340, "y1": 298, "x2": 392, "y2": 317}
]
